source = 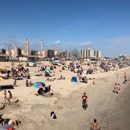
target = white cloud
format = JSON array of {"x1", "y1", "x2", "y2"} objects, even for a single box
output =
[
  {"x1": 80, "y1": 42, "x2": 92, "y2": 46},
  {"x1": 53, "y1": 40, "x2": 61, "y2": 45}
]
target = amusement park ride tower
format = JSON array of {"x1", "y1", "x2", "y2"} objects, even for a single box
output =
[{"x1": 24, "y1": 39, "x2": 29, "y2": 55}]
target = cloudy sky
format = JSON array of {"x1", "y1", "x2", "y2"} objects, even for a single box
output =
[{"x1": 0, "y1": 0, "x2": 130, "y2": 57}]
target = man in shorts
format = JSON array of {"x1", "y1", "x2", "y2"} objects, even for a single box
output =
[
  {"x1": 90, "y1": 119, "x2": 102, "y2": 130},
  {"x1": 82, "y1": 93, "x2": 88, "y2": 110}
]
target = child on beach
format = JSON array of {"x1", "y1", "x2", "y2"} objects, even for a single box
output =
[{"x1": 50, "y1": 111, "x2": 57, "y2": 119}]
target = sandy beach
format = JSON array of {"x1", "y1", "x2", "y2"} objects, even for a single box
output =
[{"x1": 0, "y1": 61, "x2": 130, "y2": 130}]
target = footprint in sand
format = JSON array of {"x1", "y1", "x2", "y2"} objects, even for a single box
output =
[{"x1": 57, "y1": 105, "x2": 63, "y2": 110}]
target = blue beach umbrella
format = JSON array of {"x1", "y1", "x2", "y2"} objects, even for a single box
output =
[
  {"x1": 33, "y1": 82, "x2": 46, "y2": 88},
  {"x1": 44, "y1": 69, "x2": 51, "y2": 73}
]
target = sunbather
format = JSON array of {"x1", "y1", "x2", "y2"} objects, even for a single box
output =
[{"x1": 0, "y1": 116, "x2": 21, "y2": 128}]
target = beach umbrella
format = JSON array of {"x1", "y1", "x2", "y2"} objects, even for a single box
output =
[
  {"x1": 44, "y1": 69, "x2": 51, "y2": 73},
  {"x1": 53, "y1": 60, "x2": 61, "y2": 63},
  {"x1": 33, "y1": 82, "x2": 46, "y2": 88},
  {"x1": 0, "y1": 77, "x2": 3, "y2": 80}
]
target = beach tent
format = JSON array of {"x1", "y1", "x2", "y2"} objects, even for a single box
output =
[{"x1": 71, "y1": 77, "x2": 77, "y2": 82}]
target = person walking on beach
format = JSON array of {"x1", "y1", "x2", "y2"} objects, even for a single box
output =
[
  {"x1": 90, "y1": 119, "x2": 102, "y2": 130},
  {"x1": 13, "y1": 79, "x2": 17, "y2": 87},
  {"x1": 82, "y1": 93, "x2": 88, "y2": 110},
  {"x1": 7, "y1": 91, "x2": 12, "y2": 105}
]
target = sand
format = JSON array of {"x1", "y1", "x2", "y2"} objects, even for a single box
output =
[{"x1": 0, "y1": 61, "x2": 130, "y2": 130}]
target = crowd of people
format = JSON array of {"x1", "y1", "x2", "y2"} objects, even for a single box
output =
[{"x1": 0, "y1": 59, "x2": 130, "y2": 129}]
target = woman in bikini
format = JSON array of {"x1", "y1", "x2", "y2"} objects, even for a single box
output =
[{"x1": 7, "y1": 91, "x2": 12, "y2": 105}]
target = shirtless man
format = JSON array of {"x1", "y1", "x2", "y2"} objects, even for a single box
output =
[{"x1": 90, "y1": 119, "x2": 102, "y2": 130}]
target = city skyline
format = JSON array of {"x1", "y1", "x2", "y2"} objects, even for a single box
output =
[{"x1": 0, "y1": 0, "x2": 130, "y2": 57}]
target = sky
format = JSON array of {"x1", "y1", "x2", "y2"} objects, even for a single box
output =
[{"x1": 0, "y1": 0, "x2": 130, "y2": 57}]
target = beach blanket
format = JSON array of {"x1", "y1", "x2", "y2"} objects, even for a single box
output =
[{"x1": 0, "y1": 124, "x2": 14, "y2": 130}]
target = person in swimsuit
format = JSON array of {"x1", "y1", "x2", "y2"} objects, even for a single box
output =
[
  {"x1": 113, "y1": 83, "x2": 117, "y2": 93},
  {"x1": 3, "y1": 90, "x2": 7, "y2": 101},
  {"x1": 117, "y1": 84, "x2": 120, "y2": 94},
  {"x1": 124, "y1": 72, "x2": 126, "y2": 78},
  {"x1": 1, "y1": 117, "x2": 21, "y2": 128},
  {"x1": 7, "y1": 91, "x2": 12, "y2": 105},
  {"x1": 90, "y1": 119, "x2": 102, "y2": 130}
]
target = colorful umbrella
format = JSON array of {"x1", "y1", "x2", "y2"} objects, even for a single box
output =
[
  {"x1": 33, "y1": 82, "x2": 46, "y2": 88},
  {"x1": 44, "y1": 69, "x2": 51, "y2": 73}
]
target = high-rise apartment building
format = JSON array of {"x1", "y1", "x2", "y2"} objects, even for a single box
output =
[{"x1": 80, "y1": 48, "x2": 101, "y2": 59}]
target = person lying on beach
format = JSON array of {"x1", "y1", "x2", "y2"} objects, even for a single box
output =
[
  {"x1": 37, "y1": 88, "x2": 45, "y2": 95},
  {"x1": 81, "y1": 76, "x2": 87, "y2": 83},
  {"x1": 90, "y1": 119, "x2": 102, "y2": 130},
  {"x1": 0, "y1": 117, "x2": 21, "y2": 128},
  {"x1": 123, "y1": 78, "x2": 129, "y2": 84},
  {"x1": 57, "y1": 75, "x2": 65, "y2": 80},
  {"x1": 45, "y1": 72, "x2": 51, "y2": 77},
  {"x1": 46, "y1": 78, "x2": 56, "y2": 81}
]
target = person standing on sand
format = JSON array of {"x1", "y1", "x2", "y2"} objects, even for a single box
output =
[
  {"x1": 113, "y1": 83, "x2": 117, "y2": 93},
  {"x1": 82, "y1": 93, "x2": 88, "y2": 110},
  {"x1": 124, "y1": 72, "x2": 126, "y2": 78},
  {"x1": 117, "y1": 84, "x2": 120, "y2": 94},
  {"x1": 90, "y1": 119, "x2": 102, "y2": 130},
  {"x1": 7, "y1": 91, "x2": 12, "y2": 105}
]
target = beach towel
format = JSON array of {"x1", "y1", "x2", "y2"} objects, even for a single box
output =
[{"x1": 6, "y1": 127, "x2": 13, "y2": 130}]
